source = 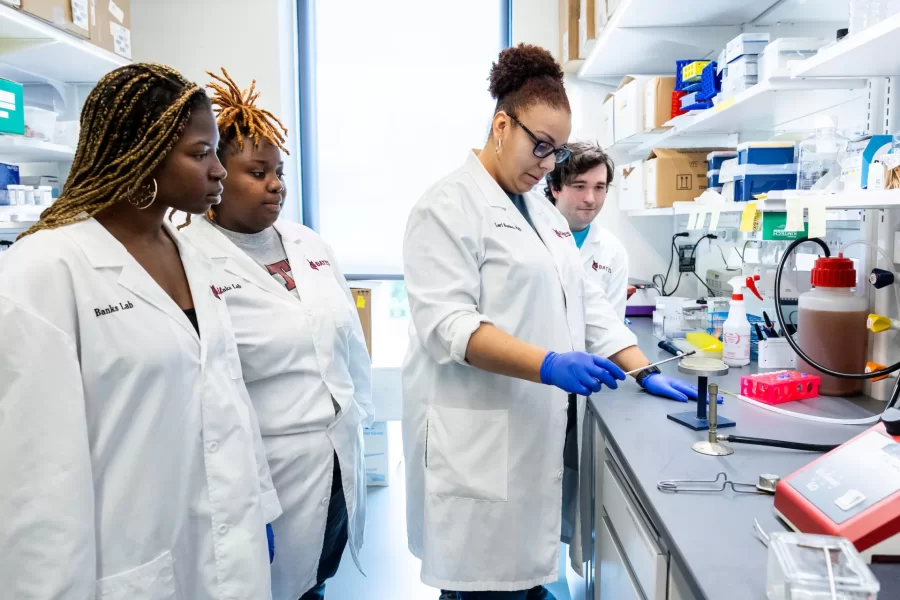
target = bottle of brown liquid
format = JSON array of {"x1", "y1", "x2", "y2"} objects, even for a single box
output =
[{"x1": 796, "y1": 256, "x2": 868, "y2": 396}]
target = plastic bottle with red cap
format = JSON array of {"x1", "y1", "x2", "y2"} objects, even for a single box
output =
[
  {"x1": 796, "y1": 254, "x2": 868, "y2": 396},
  {"x1": 723, "y1": 274, "x2": 763, "y2": 367}
]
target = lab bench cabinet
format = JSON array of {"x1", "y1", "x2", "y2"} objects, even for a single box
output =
[{"x1": 588, "y1": 406, "x2": 696, "y2": 600}]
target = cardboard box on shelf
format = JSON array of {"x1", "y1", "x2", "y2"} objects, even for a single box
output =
[
  {"x1": 1, "y1": 1, "x2": 22, "y2": 7},
  {"x1": 618, "y1": 160, "x2": 647, "y2": 211},
  {"x1": 20, "y1": 0, "x2": 90, "y2": 39},
  {"x1": 350, "y1": 287, "x2": 372, "y2": 356},
  {"x1": 643, "y1": 76, "x2": 677, "y2": 131},
  {"x1": 614, "y1": 76, "x2": 649, "y2": 143},
  {"x1": 559, "y1": 0, "x2": 579, "y2": 65},
  {"x1": 90, "y1": 0, "x2": 131, "y2": 58},
  {"x1": 578, "y1": 0, "x2": 595, "y2": 59},
  {"x1": 0, "y1": 79, "x2": 25, "y2": 136},
  {"x1": 645, "y1": 148, "x2": 724, "y2": 208},
  {"x1": 600, "y1": 93, "x2": 615, "y2": 150}
]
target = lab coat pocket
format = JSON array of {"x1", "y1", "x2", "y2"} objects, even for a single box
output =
[
  {"x1": 95, "y1": 551, "x2": 176, "y2": 600},
  {"x1": 425, "y1": 405, "x2": 508, "y2": 502}
]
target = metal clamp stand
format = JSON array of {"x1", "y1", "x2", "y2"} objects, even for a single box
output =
[
  {"x1": 692, "y1": 383, "x2": 734, "y2": 456},
  {"x1": 667, "y1": 357, "x2": 736, "y2": 431}
]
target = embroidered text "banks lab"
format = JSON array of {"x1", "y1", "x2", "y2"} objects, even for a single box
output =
[{"x1": 94, "y1": 301, "x2": 134, "y2": 317}]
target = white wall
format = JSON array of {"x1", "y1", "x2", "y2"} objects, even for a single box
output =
[{"x1": 130, "y1": 0, "x2": 301, "y2": 221}]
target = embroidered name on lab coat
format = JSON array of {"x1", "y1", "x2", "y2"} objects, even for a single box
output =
[
  {"x1": 592, "y1": 260, "x2": 613, "y2": 274},
  {"x1": 553, "y1": 229, "x2": 572, "y2": 239},
  {"x1": 495, "y1": 222, "x2": 522, "y2": 231},
  {"x1": 93, "y1": 301, "x2": 134, "y2": 317},
  {"x1": 211, "y1": 283, "x2": 243, "y2": 299}
]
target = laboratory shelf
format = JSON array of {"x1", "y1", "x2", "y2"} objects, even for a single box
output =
[
  {"x1": 625, "y1": 207, "x2": 674, "y2": 216},
  {"x1": 791, "y1": 12, "x2": 900, "y2": 79},
  {"x1": 628, "y1": 78, "x2": 867, "y2": 157},
  {"x1": 579, "y1": 0, "x2": 849, "y2": 80},
  {"x1": 0, "y1": 136, "x2": 74, "y2": 162},
  {"x1": 0, "y1": 3, "x2": 128, "y2": 85}
]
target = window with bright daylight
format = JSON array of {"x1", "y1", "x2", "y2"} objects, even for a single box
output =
[{"x1": 315, "y1": 0, "x2": 504, "y2": 366}]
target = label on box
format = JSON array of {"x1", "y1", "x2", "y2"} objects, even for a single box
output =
[
  {"x1": 356, "y1": 295, "x2": 366, "y2": 308},
  {"x1": 110, "y1": 22, "x2": 132, "y2": 59},
  {"x1": 109, "y1": 0, "x2": 124, "y2": 23},
  {"x1": 763, "y1": 211, "x2": 808, "y2": 240},
  {"x1": 71, "y1": 0, "x2": 90, "y2": 30}
]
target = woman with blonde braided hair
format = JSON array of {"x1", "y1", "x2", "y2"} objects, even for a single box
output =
[
  {"x1": 0, "y1": 63, "x2": 282, "y2": 599},
  {"x1": 181, "y1": 68, "x2": 373, "y2": 600}
]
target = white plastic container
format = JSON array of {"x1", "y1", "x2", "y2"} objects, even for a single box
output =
[
  {"x1": 726, "y1": 54, "x2": 759, "y2": 79},
  {"x1": 725, "y1": 32, "x2": 770, "y2": 64},
  {"x1": 38, "y1": 185, "x2": 53, "y2": 206},
  {"x1": 797, "y1": 126, "x2": 849, "y2": 190},
  {"x1": 23, "y1": 106, "x2": 58, "y2": 142},
  {"x1": 758, "y1": 38, "x2": 826, "y2": 81}
]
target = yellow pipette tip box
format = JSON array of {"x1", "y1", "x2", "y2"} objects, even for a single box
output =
[{"x1": 685, "y1": 332, "x2": 724, "y2": 357}]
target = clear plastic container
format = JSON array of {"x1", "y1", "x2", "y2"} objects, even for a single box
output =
[
  {"x1": 796, "y1": 256, "x2": 868, "y2": 396},
  {"x1": 23, "y1": 106, "x2": 58, "y2": 142},
  {"x1": 766, "y1": 532, "x2": 880, "y2": 599},
  {"x1": 798, "y1": 127, "x2": 849, "y2": 190}
]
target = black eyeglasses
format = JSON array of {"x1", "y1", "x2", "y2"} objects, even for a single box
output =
[{"x1": 509, "y1": 114, "x2": 571, "y2": 163}]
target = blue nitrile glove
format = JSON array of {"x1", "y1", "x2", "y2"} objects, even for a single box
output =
[
  {"x1": 540, "y1": 351, "x2": 626, "y2": 395},
  {"x1": 641, "y1": 373, "x2": 724, "y2": 404},
  {"x1": 266, "y1": 523, "x2": 274, "y2": 564}
]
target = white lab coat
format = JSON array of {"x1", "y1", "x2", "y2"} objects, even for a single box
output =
[
  {"x1": 580, "y1": 224, "x2": 629, "y2": 321},
  {"x1": 181, "y1": 217, "x2": 374, "y2": 599},
  {"x1": 402, "y1": 151, "x2": 637, "y2": 592},
  {"x1": 0, "y1": 218, "x2": 281, "y2": 600}
]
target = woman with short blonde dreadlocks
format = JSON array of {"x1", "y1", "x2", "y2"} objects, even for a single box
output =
[
  {"x1": 0, "y1": 63, "x2": 282, "y2": 599},
  {"x1": 180, "y1": 69, "x2": 373, "y2": 600}
]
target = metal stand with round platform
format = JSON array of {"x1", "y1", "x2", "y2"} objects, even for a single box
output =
[{"x1": 667, "y1": 357, "x2": 736, "y2": 432}]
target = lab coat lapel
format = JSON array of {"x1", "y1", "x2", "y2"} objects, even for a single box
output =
[
  {"x1": 67, "y1": 218, "x2": 200, "y2": 344},
  {"x1": 170, "y1": 223, "x2": 213, "y2": 364},
  {"x1": 464, "y1": 151, "x2": 544, "y2": 242},
  {"x1": 273, "y1": 220, "x2": 309, "y2": 293},
  {"x1": 194, "y1": 218, "x2": 295, "y2": 302}
]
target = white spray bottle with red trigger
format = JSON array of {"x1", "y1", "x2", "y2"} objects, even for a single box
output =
[{"x1": 722, "y1": 274, "x2": 763, "y2": 367}]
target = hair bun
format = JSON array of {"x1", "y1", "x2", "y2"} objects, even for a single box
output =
[{"x1": 488, "y1": 44, "x2": 564, "y2": 101}]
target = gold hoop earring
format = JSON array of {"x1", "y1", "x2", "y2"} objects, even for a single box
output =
[{"x1": 129, "y1": 178, "x2": 157, "y2": 210}]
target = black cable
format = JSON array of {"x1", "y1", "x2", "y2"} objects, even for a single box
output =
[
  {"x1": 719, "y1": 435, "x2": 839, "y2": 453},
  {"x1": 773, "y1": 236, "x2": 900, "y2": 381},
  {"x1": 691, "y1": 270, "x2": 715, "y2": 296},
  {"x1": 656, "y1": 233, "x2": 689, "y2": 296}
]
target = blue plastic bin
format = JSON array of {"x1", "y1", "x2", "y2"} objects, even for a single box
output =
[
  {"x1": 707, "y1": 170, "x2": 721, "y2": 188},
  {"x1": 697, "y1": 62, "x2": 721, "y2": 102},
  {"x1": 734, "y1": 164, "x2": 798, "y2": 201},
  {"x1": 675, "y1": 59, "x2": 706, "y2": 91},
  {"x1": 737, "y1": 142, "x2": 796, "y2": 165},
  {"x1": 707, "y1": 151, "x2": 737, "y2": 172}
]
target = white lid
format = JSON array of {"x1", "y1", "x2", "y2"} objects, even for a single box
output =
[
  {"x1": 737, "y1": 141, "x2": 796, "y2": 151},
  {"x1": 729, "y1": 54, "x2": 759, "y2": 64},
  {"x1": 707, "y1": 169, "x2": 720, "y2": 176},
  {"x1": 729, "y1": 32, "x2": 771, "y2": 44},
  {"x1": 763, "y1": 37, "x2": 827, "y2": 54},
  {"x1": 733, "y1": 163, "x2": 798, "y2": 178},
  {"x1": 707, "y1": 151, "x2": 737, "y2": 159}
]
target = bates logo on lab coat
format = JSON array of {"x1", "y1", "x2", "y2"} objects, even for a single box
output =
[
  {"x1": 308, "y1": 259, "x2": 331, "y2": 271},
  {"x1": 93, "y1": 300, "x2": 134, "y2": 317},
  {"x1": 592, "y1": 261, "x2": 612, "y2": 274}
]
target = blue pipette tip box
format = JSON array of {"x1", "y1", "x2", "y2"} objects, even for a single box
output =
[{"x1": 667, "y1": 412, "x2": 736, "y2": 431}]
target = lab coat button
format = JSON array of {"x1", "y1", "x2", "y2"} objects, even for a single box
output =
[
  {"x1": 557, "y1": 469, "x2": 564, "y2": 481},
  {"x1": 207, "y1": 442, "x2": 218, "y2": 453},
  {"x1": 217, "y1": 524, "x2": 229, "y2": 535},
  {"x1": 321, "y1": 497, "x2": 329, "y2": 507}
]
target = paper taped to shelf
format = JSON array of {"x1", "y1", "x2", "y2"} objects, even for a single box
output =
[
  {"x1": 687, "y1": 211, "x2": 699, "y2": 230},
  {"x1": 709, "y1": 208, "x2": 721, "y2": 230},
  {"x1": 739, "y1": 202, "x2": 759, "y2": 232},
  {"x1": 785, "y1": 197, "x2": 805, "y2": 232},
  {"x1": 696, "y1": 208, "x2": 708, "y2": 230},
  {"x1": 808, "y1": 202, "x2": 827, "y2": 237}
]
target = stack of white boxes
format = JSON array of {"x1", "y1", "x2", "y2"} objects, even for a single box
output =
[{"x1": 720, "y1": 33, "x2": 769, "y2": 100}]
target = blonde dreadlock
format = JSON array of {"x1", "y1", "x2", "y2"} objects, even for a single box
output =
[
  {"x1": 20, "y1": 63, "x2": 209, "y2": 239},
  {"x1": 207, "y1": 68, "x2": 289, "y2": 156}
]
